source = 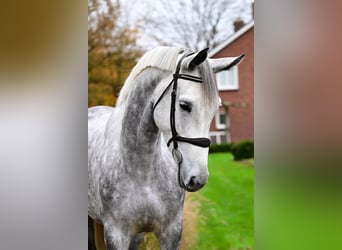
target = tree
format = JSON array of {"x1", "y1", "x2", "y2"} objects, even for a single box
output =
[
  {"x1": 88, "y1": 0, "x2": 143, "y2": 107},
  {"x1": 135, "y1": 0, "x2": 253, "y2": 50}
]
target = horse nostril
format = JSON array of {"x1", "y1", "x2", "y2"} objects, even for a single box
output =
[
  {"x1": 188, "y1": 176, "x2": 197, "y2": 188},
  {"x1": 185, "y1": 176, "x2": 205, "y2": 192}
]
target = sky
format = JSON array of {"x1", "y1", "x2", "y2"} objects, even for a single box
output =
[{"x1": 119, "y1": 0, "x2": 254, "y2": 50}]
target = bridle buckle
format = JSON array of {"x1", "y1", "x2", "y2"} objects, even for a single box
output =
[{"x1": 172, "y1": 148, "x2": 183, "y2": 164}]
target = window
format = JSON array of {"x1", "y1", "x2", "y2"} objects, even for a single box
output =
[
  {"x1": 209, "y1": 131, "x2": 230, "y2": 144},
  {"x1": 216, "y1": 66, "x2": 239, "y2": 90},
  {"x1": 215, "y1": 110, "x2": 227, "y2": 129}
]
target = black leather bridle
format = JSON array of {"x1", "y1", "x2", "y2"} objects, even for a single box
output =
[{"x1": 152, "y1": 52, "x2": 211, "y2": 167}]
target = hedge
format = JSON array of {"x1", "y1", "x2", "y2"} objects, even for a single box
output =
[
  {"x1": 209, "y1": 143, "x2": 232, "y2": 153},
  {"x1": 209, "y1": 140, "x2": 254, "y2": 160},
  {"x1": 231, "y1": 140, "x2": 254, "y2": 160}
]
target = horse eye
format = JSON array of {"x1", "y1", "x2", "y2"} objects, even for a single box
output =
[{"x1": 179, "y1": 101, "x2": 192, "y2": 112}]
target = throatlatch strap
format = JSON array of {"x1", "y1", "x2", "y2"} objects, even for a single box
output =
[{"x1": 152, "y1": 79, "x2": 174, "y2": 113}]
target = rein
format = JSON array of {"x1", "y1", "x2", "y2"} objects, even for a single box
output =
[{"x1": 152, "y1": 52, "x2": 211, "y2": 166}]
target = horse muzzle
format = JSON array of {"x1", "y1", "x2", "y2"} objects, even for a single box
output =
[{"x1": 177, "y1": 160, "x2": 208, "y2": 192}]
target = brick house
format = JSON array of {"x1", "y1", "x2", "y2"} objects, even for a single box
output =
[{"x1": 209, "y1": 21, "x2": 254, "y2": 144}]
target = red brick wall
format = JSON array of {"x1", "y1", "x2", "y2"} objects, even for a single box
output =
[{"x1": 210, "y1": 27, "x2": 254, "y2": 142}]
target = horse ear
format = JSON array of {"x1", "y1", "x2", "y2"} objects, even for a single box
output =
[
  {"x1": 208, "y1": 54, "x2": 245, "y2": 73},
  {"x1": 187, "y1": 48, "x2": 209, "y2": 69}
]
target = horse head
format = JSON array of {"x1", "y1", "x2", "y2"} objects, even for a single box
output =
[{"x1": 153, "y1": 48, "x2": 244, "y2": 192}]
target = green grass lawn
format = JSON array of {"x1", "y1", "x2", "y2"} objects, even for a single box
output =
[{"x1": 193, "y1": 153, "x2": 254, "y2": 250}]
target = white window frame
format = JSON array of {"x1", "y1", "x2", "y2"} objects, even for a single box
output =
[
  {"x1": 215, "y1": 110, "x2": 227, "y2": 130},
  {"x1": 209, "y1": 131, "x2": 231, "y2": 144},
  {"x1": 216, "y1": 66, "x2": 239, "y2": 91}
]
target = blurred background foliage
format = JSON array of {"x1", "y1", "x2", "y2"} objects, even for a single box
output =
[{"x1": 88, "y1": 0, "x2": 143, "y2": 107}]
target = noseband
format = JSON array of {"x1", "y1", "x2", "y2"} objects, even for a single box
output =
[{"x1": 152, "y1": 52, "x2": 211, "y2": 166}]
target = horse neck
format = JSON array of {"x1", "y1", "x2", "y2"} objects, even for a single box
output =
[{"x1": 119, "y1": 68, "x2": 169, "y2": 176}]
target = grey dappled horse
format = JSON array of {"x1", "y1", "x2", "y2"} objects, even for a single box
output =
[{"x1": 88, "y1": 47, "x2": 244, "y2": 249}]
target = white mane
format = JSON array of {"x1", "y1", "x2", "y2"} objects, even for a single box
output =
[{"x1": 116, "y1": 47, "x2": 182, "y2": 106}]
